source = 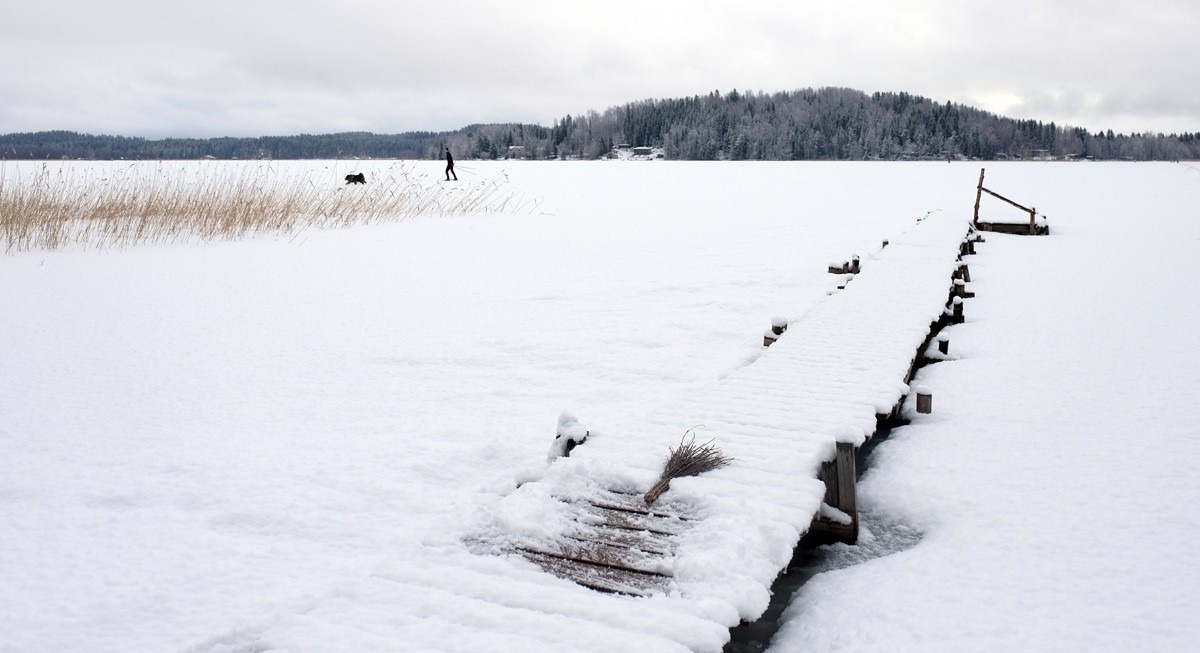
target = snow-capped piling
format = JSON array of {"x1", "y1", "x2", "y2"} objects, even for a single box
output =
[
  {"x1": 954, "y1": 278, "x2": 970, "y2": 298},
  {"x1": 938, "y1": 335, "x2": 950, "y2": 355},
  {"x1": 763, "y1": 317, "x2": 788, "y2": 347},
  {"x1": 957, "y1": 262, "x2": 972, "y2": 283},
  {"x1": 809, "y1": 430, "x2": 860, "y2": 545},
  {"x1": 828, "y1": 256, "x2": 861, "y2": 275},
  {"x1": 915, "y1": 385, "x2": 933, "y2": 414},
  {"x1": 951, "y1": 296, "x2": 964, "y2": 324},
  {"x1": 547, "y1": 411, "x2": 589, "y2": 462}
]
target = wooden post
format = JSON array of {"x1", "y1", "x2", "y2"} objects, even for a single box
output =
[
  {"x1": 916, "y1": 388, "x2": 933, "y2": 414},
  {"x1": 833, "y1": 441, "x2": 857, "y2": 541},
  {"x1": 973, "y1": 168, "x2": 986, "y2": 224},
  {"x1": 850, "y1": 255, "x2": 860, "y2": 274},
  {"x1": 951, "y1": 297, "x2": 964, "y2": 324},
  {"x1": 882, "y1": 239, "x2": 889, "y2": 249},
  {"x1": 938, "y1": 335, "x2": 949, "y2": 355},
  {"x1": 1029, "y1": 207, "x2": 1037, "y2": 235},
  {"x1": 764, "y1": 319, "x2": 787, "y2": 347},
  {"x1": 764, "y1": 318, "x2": 788, "y2": 347},
  {"x1": 813, "y1": 441, "x2": 858, "y2": 544},
  {"x1": 959, "y1": 263, "x2": 971, "y2": 283},
  {"x1": 954, "y1": 279, "x2": 967, "y2": 297}
]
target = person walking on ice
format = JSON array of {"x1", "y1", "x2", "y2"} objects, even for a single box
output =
[{"x1": 444, "y1": 147, "x2": 457, "y2": 181}]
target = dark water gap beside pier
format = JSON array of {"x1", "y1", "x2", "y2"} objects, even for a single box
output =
[{"x1": 724, "y1": 415, "x2": 923, "y2": 653}]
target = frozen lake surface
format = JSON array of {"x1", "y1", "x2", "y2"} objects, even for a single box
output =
[{"x1": 2, "y1": 160, "x2": 1198, "y2": 651}]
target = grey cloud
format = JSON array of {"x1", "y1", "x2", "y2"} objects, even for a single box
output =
[{"x1": 1, "y1": 1, "x2": 1197, "y2": 138}]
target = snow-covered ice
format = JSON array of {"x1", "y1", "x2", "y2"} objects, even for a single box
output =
[{"x1": 2, "y1": 160, "x2": 1199, "y2": 652}]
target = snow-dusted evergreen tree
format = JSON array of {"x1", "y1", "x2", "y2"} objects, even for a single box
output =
[{"x1": 4, "y1": 89, "x2": 1198, "y2": 160}]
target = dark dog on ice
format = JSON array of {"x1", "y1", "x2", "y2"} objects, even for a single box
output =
[{"x1": 344, "y1": 172, "x2": 367, "y2": 185}]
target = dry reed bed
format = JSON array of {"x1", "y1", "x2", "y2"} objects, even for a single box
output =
[{"x1": 1, "y1": 161, "x2": 535, "y2": 251}]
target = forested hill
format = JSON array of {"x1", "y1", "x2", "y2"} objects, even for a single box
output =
[{"x1": 3, "y1": 87, "x2": 1198, "y2": 161}]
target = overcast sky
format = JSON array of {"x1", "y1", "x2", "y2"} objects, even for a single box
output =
[{"x1": 3, "y1": 1, "x2": 1197, "y2": 138}]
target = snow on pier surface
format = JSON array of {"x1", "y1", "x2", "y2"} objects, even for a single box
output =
[
  {"x1": 459, "y1": 212, "x2": 969, "y2": 651},
  {"x1": 161, "y1": 217, "x2": 967, "y2": 653},
  {"x1": 248, "y1": 212, "x2": 970, "y2": 652}
]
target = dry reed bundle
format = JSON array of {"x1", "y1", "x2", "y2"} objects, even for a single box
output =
[
  {"x1": 0, "y1": 162, "x2": 538, "y2": 252},
  {"x1": 643, "y1": 430, "x2": 733, "y2": 504}
]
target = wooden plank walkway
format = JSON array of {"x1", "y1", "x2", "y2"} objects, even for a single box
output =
[
  {"x1": 245, "y1": 212, "x2": 978, "y2": 652},
  {"x1": 460, "y1": 212, "x2": 976, "y2": 647}
]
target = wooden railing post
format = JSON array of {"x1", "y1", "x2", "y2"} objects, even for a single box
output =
[{"x1": 973, "y1": 167, "x2": 986, "y2": 224}]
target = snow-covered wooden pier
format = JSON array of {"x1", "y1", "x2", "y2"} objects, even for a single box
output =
[
  {"x1": 203, "y1": 212, "x2": 976, "y2": 651},
  {"x1": 456, "y1": 212, "x2": 978, "y2": 650}
]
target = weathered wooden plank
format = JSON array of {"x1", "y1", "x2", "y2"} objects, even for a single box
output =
[
  {"x1": 976, "y1": 220, "x2": 1048, "y2": 235},
  {"x1": 519, "y1": 550, "x2": 671, "y2": 596},
  {"x1": 582, "y1": 505, "x2": 691, "y2": 536},
  {"x1": 586, "y1": 495, "x2": 694, "y2": 520},
  {"x1": 567, "y1": 526, "x2": 676, "y2": 556},
  {"x1": 554, "y1": 487, "x2": 694, "y2": 519},
  {"x1": 521, "y1": 537, "x2": 669, "y2": 575},
  {"x1": 488, "y1": 488, "x2": 687, "y2": 594}
]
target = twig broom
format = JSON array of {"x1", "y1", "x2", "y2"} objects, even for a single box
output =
[{"x1": 644, "y1": 430, "x2": 733, "y2": 504}]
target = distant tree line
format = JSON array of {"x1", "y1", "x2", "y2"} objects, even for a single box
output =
[
  {"x1": 0, "y1": 130, "x2": 445, "y2": 161},
  {"x1": 4, "y1": 88, "x2": 1198, "y2": 161}
]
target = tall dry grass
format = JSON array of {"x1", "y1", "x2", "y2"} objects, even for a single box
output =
[{"x1": 0, "y1": 161, "x2": 537, "y2": 252}]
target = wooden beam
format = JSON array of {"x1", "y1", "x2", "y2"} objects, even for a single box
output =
[{"x1": 979, "y1": 186, "x2": 1034, "y2": 215}]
